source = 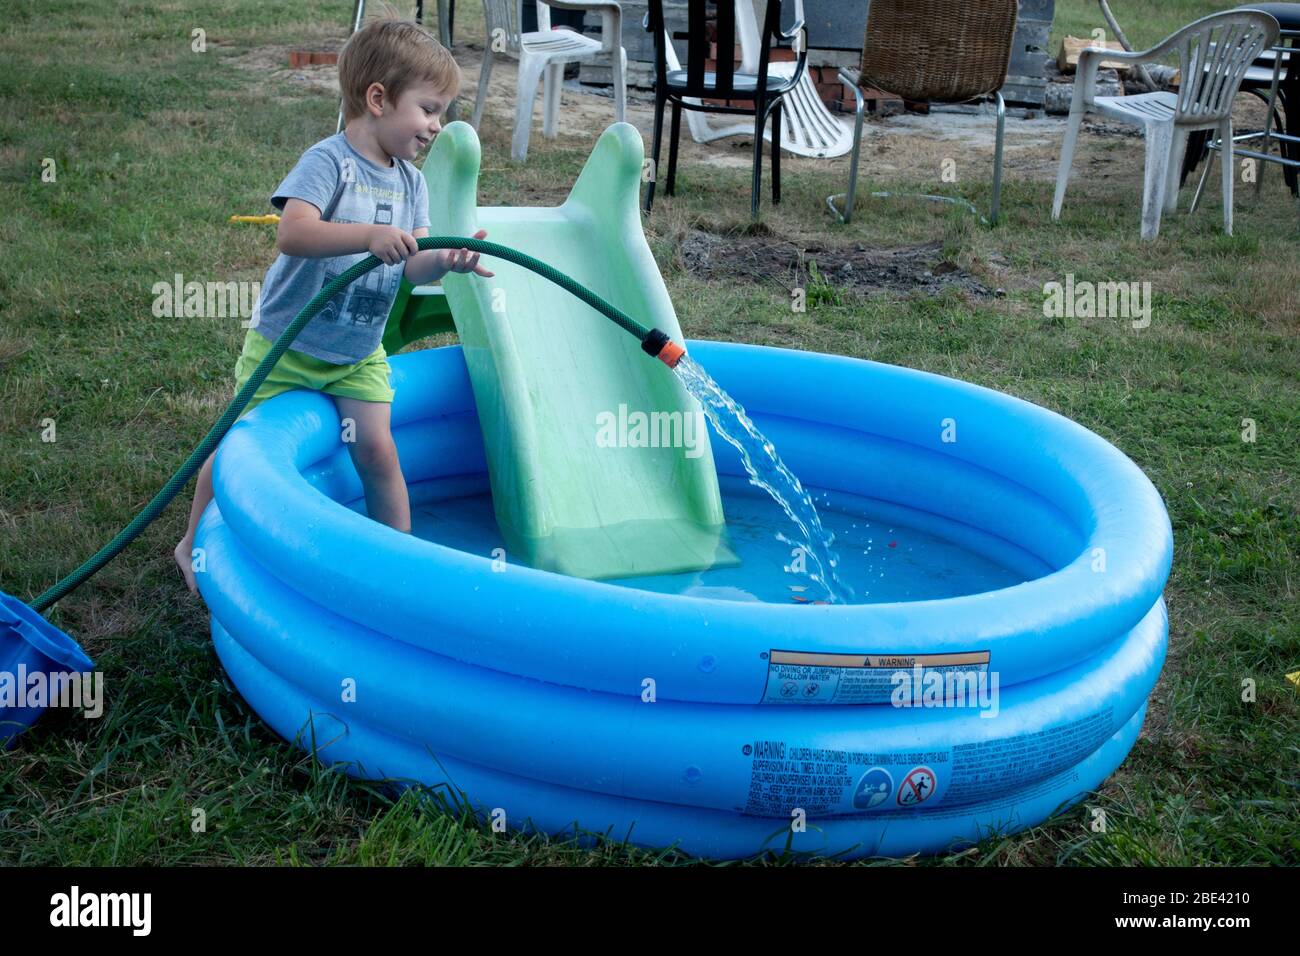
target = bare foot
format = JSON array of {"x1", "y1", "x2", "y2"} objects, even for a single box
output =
[{"x1": 174, "y1": 539, "x2": 197, "y2": 594}]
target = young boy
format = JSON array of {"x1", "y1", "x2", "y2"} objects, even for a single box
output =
[{"x1": 175, "y1": 17, "x2": 493, "y2": 592}]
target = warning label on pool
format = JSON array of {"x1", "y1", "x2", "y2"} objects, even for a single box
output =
[
  {"x1": 760, "y1": 649, "x2": 991, "y2": 705},
  {"x1": 740, "y1": 705, "x2": 1115, "y2": 816}
]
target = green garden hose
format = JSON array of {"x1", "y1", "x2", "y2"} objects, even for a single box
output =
[{"x1": 31, "y1": 236, "x2": 686, "y2": 613}]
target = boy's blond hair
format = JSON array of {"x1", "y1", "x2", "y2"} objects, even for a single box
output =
[{"x1": 338, "y1": 14, "x2": 460, "y2": 122}]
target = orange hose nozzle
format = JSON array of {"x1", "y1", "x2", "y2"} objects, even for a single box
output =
[{"x1": 657, "y1": 340, "x2": 686, "y2": 368}]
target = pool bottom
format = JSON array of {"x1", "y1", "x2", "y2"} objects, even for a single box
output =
[{"x1": 363, "y1": 474, "x2": 1041, "y2": 605}]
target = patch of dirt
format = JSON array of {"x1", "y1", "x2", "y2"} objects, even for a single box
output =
[
  {"x1": 1082, "y1": 120, "x2": 1146, "y2": 139},
  {"x1": 224, "y1": 43, "x2": 345, "y2": 101},
  {"x1": 677, "y1": 229, "x2": 992, "y2": 298}
]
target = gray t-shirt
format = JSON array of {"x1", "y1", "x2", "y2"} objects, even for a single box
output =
[{"x1": 248, "y1": 132, "x2": 430, "y2": 364}]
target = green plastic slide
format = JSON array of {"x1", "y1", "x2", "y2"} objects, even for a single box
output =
[{"x1": 415, "y1": 121, "x2": 736, "y2": 580}]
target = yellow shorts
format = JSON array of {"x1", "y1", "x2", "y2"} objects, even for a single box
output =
[{"x1": 232, "y1": 328, "x2": 395, "y2": 419}]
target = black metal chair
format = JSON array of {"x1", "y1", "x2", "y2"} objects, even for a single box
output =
[{"x1": 643, "y1": 0, "x2": 808, "y2": 218}]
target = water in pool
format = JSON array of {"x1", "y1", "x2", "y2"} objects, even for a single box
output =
[{"x1": 403, "y1": 475, "x2": 1025, "y2": 605}]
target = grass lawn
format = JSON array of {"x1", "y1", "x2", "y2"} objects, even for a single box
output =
[{"x1": 0, "y1": 0, "x2": 1296, "y2": 865}]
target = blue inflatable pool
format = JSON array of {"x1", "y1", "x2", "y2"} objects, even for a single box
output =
[{"x1": 195, "y1": 341, "x2": 1172, "y2": 859}]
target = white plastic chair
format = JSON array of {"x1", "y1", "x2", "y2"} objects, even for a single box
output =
[
  {"x1": 662, "y1": 0, "x2": 853, "y2": 159},
  {"x1": 1052, "y1": 10, "x2": 1279, "y2": 240},
  {"x1": 471, "y1": 0, "x2": 628, "y2": 162}
]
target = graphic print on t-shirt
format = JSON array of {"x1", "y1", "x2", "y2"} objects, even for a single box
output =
[{"x1": 316, "y1": 200, "x2": 400, "y2": 329}]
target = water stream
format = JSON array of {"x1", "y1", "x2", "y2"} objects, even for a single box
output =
[{"x1": 672, "y1": 354, "x2": 855, "y2": 604}]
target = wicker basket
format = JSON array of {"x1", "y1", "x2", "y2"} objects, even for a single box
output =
[{"x1": 859, "y1": 0, "x2": 1019, "y2": 103}]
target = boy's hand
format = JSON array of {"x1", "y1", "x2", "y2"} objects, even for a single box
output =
[
  {"x1": 432, "y1": 228, "x2": 496, "y2": 279},
  {"x1": 368, "y1": 225, "x2": 420, "y2": 265},
  {"x1": 404, "y1": 228, "x2": 496, "y2": 285}
]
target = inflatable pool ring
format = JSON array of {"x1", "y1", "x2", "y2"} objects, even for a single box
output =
[{"x1": 194, "y1": 340, "x2": 1172, "y2": 859}]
